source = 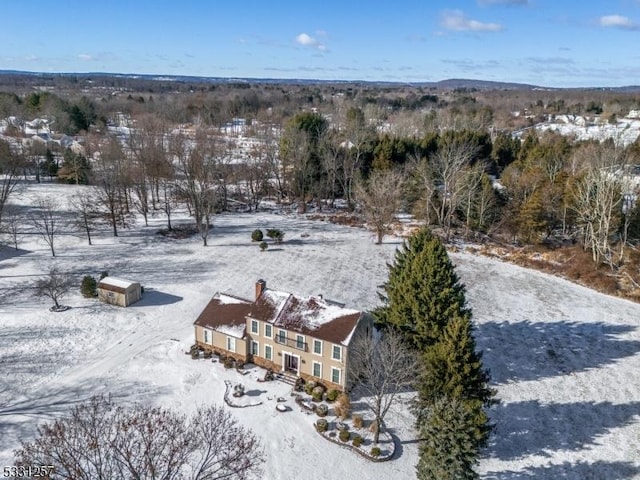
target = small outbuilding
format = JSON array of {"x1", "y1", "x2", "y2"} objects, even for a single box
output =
[{"x1": 97, "y1": 276, "x2": 142, "y2": 307}]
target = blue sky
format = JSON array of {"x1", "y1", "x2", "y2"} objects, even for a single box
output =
[{"x1": 1, "y1": 0, "x2": 639, "y2": 87}]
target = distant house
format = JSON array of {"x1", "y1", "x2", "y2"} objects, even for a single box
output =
[
  {"x1": 193, "y1": 280, "x2": 372, "y2": 391},
  {"x1": 97, "y1": 277, "x2": 142, "y2": 307}
]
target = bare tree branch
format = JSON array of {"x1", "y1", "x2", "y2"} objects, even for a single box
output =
[
  {"x1": 348, "y1": 330, "x2": 418, "y2": 444},
  {"x1": 15, "y1": 396, "x2": 265, "y2": 480},
  {"x1": 355, "y1": 169, "x2": 404, "y2": 244}
]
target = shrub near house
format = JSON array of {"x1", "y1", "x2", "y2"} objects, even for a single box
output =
[{"x1": 193, "y1": 280, "x2": 372, "y2": 390}]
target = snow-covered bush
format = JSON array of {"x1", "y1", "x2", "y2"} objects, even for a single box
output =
[
  {"x1": 315, "y1": 418, "x2": 328, "y2": 432},
  {"x1": 316, "y1": 404, "x2": 328, "y2": 417},
  {"x1": 304, "y1": 380, "x2": 317, "y2": 395},
  {"x1": 312, "y1": 385, "x2": 324, "y2": 402}
]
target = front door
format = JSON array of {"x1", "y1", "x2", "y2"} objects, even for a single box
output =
[{"x1": 284, "y1": 353, "x2": 299, "y2": 374}]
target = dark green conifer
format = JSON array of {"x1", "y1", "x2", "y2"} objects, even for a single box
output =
[
  {"x1": 375, "y1": 227, "x2": 470, "y2": 350},
  {"x1": 418, "y1": 314, "x2": 494, "y2": 410},
  {"x1": 416, "y1": 396, "x2": 487, "y2": 480}
]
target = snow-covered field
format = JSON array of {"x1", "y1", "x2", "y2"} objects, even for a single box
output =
[{"x1": 2, "y1": 182, "x2": 640, "y2": 479}]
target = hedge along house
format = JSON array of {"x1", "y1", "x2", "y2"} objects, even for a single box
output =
[
  {"x1": 193, "y1": 280, "x2": 372, "y2": 391},
  {"x1": 97, "y1": 277, "x2": 142, "y2": 307}
]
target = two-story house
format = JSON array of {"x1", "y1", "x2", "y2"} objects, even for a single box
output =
[{"x1": 193, "y1": 280, "x2": 371, "y2": 390}]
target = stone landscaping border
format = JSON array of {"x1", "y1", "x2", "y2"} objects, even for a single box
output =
[{"x1": 223, "y1": 380, "x2": 262, "y2": 408}]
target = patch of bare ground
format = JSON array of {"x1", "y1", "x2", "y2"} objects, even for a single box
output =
[
  {"x1": 306, "y1": 212, "x2": 365, "y2": 227},
  {"x1": 463, "y1": 242, "x2": 640, "y2": 302}
]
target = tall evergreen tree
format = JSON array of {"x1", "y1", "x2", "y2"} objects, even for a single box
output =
[
  {"x1": 418, "y1": 314, "x2": 494, "y2": 409},
  {"x1": 416, "y1": 396, "x2": 487, "y2": 480},
  {"x1": 375, "y1": 227, "x2": 470, "y2": 350}
]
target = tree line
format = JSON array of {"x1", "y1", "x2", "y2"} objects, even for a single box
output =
[{"x1": 3, "y1": 87, "x2": 640, "y2": 274}]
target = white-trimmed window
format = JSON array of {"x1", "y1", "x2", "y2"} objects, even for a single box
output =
[
  {"x1": 251, "y1": 340, "x2": 259, "y2": 356},
  {"x1": 313, "y1": 339, "x2": 322, "y2": 355},
  {"x1": 250, "y1": 319, "x2": 259, "y2": 335},
  {"x1": 331, "y1": 367, "x2": 341, "y2": 385},
  {"x1": 296, "y1": 334, "x2": 305, "y2": 350},
  {"x1": 264, "y1": 344, "x2": 273, "y2": 360},
  {"x1": 203, "y1": 328, "x2": 212, "y2": 345},
  {"x1": 312, "y1": 361, "x2": 322, "y2": 379},
  {"x1": 277, "y1": 329, "x2": 287, "y2": 344},
  {"x1": 227, "y1": 336, "x2": 236, "y2": 353},
  {"x1": 332, "y1": 345, "x2": 342, "y2": 361},
  {"x1": 264, "y1": 324, "x2": 272, "y2": 338}
]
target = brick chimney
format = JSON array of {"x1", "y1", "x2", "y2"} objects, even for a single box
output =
[{"x1": 255, "y1": 279, "x2": 266, "y2": 300}]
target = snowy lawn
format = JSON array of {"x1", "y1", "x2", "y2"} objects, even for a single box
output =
[{"x1": 1, "y1": 182, "x2": 640, "y2": 479}]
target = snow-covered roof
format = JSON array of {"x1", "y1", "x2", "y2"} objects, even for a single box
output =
[
  {"x1": 216, "y1": 324, "x2": 246, "y2": 338},
  {"x1": 99, "y1": 277, "x2": 139, "y2": 290},
  {"x1": 194, "y1": 284, "x2": 365, "y2": 345},
  {"x1": 253, "y1": 287, "x2": 364, "y2": 346}
]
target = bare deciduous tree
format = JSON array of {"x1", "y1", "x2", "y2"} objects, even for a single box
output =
[
  {"x1": 90, "y1": 135, "x2": 131, "y2": 237},
  {"x1": 348, "y1": 330, "x2": 418, "y2": 444},
  {"x1": 240, "y1": 142, "x2": 273, "y2": 211},
  {"x1": 430, "y1": 136, "x2": 479, "y2": 240},
  {"x1": 355, "y1": 169, "x2": 404, "y2": 244},
  {"x1": 34, "y1": 268, "x2": 72, "y2": 310},
  {"x1": 1, "y1": 204, "x2": 21, "y2": 249},
  {"x1": 30, "y1": 196, "x2": 63, "y2": 257},
  {"x1": 15, "y1": 396, "x2": 264, "y2": 480},
  {"x1": 254, "y1": 124, "x2": 284, "y2": 201},
  {"x1": 127, "y1": 114, "x2": 170, "y2": 225},
  {"x1": 68, "y1": 192, "x2": 100, "y2": 245},
  {"x1": 571, "y1": 143, "x2": 625, "y2": 266},
  {"x1": 27, "y1": 139, "x2": 47, "y2": 184},
  {"x1": 0, "y1": 139, "x2": 24, "y2": 228},
  {"x1": 172, "y1": 130, "x2": 221, "y2": 246}
]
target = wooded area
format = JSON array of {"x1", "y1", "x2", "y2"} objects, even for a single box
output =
[{"x1": 2, "y1": 74, "x2": 640, "y2": 296}]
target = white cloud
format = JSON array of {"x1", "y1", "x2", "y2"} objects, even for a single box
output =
[
  {"x1": 441, "y1": 10, "x2": 504, "y2": 32},
  {"x1": 296, "y1": 33, "x2": 315, "y2": 46},
  {"x1": 78, "y1": 54, "x2": 93, "y2": 61},
  {"x1": 599, "y1": 14, "x2": 639, "y2": 30},
  {"x1": 295, "y1": 32, "x2": 326, "y2": 51}
]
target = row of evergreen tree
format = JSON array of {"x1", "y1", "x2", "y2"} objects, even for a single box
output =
[{"x1": 375, "y1": 228, "x2": 495, "y2": 479}]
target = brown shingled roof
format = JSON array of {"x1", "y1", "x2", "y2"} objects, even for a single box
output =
[
  {"x1": 194, "y1": 287, "x2": 364, "y2": 346},
  {"x1": 193, "y1": 293, "x2": 253, "y2": 337}
]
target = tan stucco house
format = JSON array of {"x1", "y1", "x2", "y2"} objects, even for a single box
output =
[
  {"x1": 97, "y1": 277, "x2": 142, "y2": 307},
  {"x1": 193, "y1": 280, "x2": 371, "y2": 391}
]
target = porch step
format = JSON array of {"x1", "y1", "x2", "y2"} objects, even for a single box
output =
[{"x1": 274, "y1": 372, "x2": 297, "y2": 387}]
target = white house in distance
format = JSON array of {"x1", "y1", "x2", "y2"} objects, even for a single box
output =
[{"x1": 97, "y1": 277, "x2": 142, "y2": 307}]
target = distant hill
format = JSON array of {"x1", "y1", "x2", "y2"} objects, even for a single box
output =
[{"x1": 0, "y1": 70, "x2": 639, "y2": 92}]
